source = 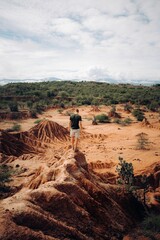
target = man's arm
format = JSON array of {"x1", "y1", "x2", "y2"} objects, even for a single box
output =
[
  {"x1": 69, "y1": 120, "x2": 71, "y2": 131},
  {"x1": 79, "y1": 121, "x2": 82, "y2": 131}
]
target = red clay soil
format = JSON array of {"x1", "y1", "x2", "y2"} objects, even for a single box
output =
[
  {"x1": 0, "y1": 120, "x2": 70, "y2": 158},
  {"x1": 0, "y1": 130, "x2": 37, "y2": 157},
  {"x1": 29, "y1": 120, "x2": 69, "y2": 142},
  {"x1": 0, "y1": 118, "x2": 159, "y2": 240},
  {"x1": 0, "y1": 150, "x2": 145, "y2": 240}
]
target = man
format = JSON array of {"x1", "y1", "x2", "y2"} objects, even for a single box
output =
[{"x1": 69, "y1": 109, "x2": 82, "y2": 151}]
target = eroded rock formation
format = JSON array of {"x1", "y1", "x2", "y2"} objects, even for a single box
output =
[{"x1": 0, "y1": 120, "x2": 146, "y2": 240}]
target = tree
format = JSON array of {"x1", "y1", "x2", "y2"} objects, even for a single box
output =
[
  {"x1": 116, "y1": 157, "x2": 134, "y2": 192},
  {"x1": 136, "y1": 132, "x2": 150, "y2": 150}
]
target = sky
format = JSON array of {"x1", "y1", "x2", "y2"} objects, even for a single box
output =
[{"x1": 0, "y1": 0, "x2": 160, "y2": 85}]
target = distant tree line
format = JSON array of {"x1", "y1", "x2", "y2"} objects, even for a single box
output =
[{"x1": 0, "y1": 81, "x2": 160, "y2": 117}]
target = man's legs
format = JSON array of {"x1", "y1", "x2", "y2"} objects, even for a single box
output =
[
  {"x1": 71, "y1": 136, "x2": 75, "y2": 150},
  {"x1": 74, "y1": 129, "x2": 80, "y2": 151},
  {"x1": 74, "y1": 137, "x2": 79, "y2": 151},
  {"x1": 70, "y1": 129, "x2": 80, "y2": 151}
]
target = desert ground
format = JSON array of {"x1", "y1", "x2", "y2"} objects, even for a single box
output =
[
  {"x1": 1, "y1": 105, "x2": 160, "y2": 174},
  {"x1": 0, "y1": 105, "x2": 160, "y2": 240}
]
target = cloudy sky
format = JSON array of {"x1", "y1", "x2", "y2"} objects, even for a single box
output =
[{"x1": 0, "y1": 0, "x2": 160, "y2": 85}]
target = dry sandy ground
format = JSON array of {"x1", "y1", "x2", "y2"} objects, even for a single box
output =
[
  {"x1": 0, "y1": 105, "x2": 160, "y2": 240},
  {"x1": 1, "y1": 105, "x2": 160, "y2": 176}
]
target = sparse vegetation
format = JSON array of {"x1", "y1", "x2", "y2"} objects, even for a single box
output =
[
  {"x1": 0, "y1": 165, "x2": 12, "y2": 194},
  {"x1": 95, "y1": 114, "x2": 110, "y2": 123},
  {"x1": 116, "y1": 157, "x2": 134, "y2": 192},
  {"x1": 0, "y1": 82, "x2": 159, "y2": 119},
  {"x1": 132, "y1": 108, "x2": 145, "y2": 121},
  {"x1": 136, "y1": 132, "x2": 150, "y2": 150},
  {"x1": 11, "y1": 123, "x2": 21, "y2": 131},
  {"x1": 114, "y1": 118, "x2": 132, "y2": 126},
  {"x1": 123, "y1": 118, "x2": 132, "y2": 125},
  {"x1": 124, "y1": 103, "x2": 133, "y2": 112},
  {"x1": 34, "y1": 119, "x2": 43, "y2": 124}
]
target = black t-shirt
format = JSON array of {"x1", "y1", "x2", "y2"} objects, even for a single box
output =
[{"x1": 70, "y1": 114, "x2": 82, "y2": 129}]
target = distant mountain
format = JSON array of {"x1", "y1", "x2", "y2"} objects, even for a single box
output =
[
  {"x1": 0, "y1": 77, "x2": 159, "y2": 86},
  {"x1": 0, "y1": 77, "x2": 61, "y2": 85}
]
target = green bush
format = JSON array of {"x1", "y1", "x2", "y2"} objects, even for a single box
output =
[
  {"x1": 34, "y1": 119, "x2": 43, "y2": 124},
  {"x1": 113, "y1": 118, "x2": 121, "y2": 124},
  {"x1": 12, "y1": 123, "x2": 21, "y2": 132},
  {"x1": 0, "y1": 165, "x2": 12, "y2": 183},
  {"x1": 124, "y1": 103, "x2": 132, "y2": 112},
  {"x1": 113, "y1": 118, "x2": 132, "y2": 126},
  {"x1": 132, "y1": 108, "x2": 145, "y2": 121},
  {"x1": 123, "y1": 118, "x2": 132, "y2": 125},
  {"x1": 95, "y1": 114, "x2": 110, "y2": 123},
  {"x1": 0, "y1": 165, "x2": 12, "y2": 194},
  {"x1": 148, "y1": 101, "x2": 159, "y2": 112},
  {"x1": 116, "y1": 157, "x2": 134, "y2": 185}
]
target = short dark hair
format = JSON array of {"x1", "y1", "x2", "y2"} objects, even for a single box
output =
[{"x1": 76, "y1": 109, "x2": 79, "y2": 113}]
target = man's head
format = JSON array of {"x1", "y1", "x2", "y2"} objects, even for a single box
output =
[{"x1": 76, "y1": 109, "x2": 79, "y2": 113}]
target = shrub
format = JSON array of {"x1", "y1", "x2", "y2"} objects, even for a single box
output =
[
  {"x1": 95, "y1": 114, "x2": 110, "y2": 123},
  {"x1": 148, "y1": 101, "x2": 159, "y2": 112},
  {"x1": 0, "y1": 165, "x2": 12, "y2": 194},
  {"x1": 113, "y1": 118, "x2": 121, "y2": 124},
  {"x1": 124, "y1": 103, "x2": 132, "y2": 112},
  {"x1": 116, "y1": 157, "x2": 134, "y2": 186},
  {"x1": 123, "y1": 118, "x2": 132, "y2": 125},
  {"x1": 34, "y1": 119, "x2": 43, "y2": 124},
  {"x1": 136, "y1": 132, "x2": 150, "y2": 150},
  {"x1": 132, "y1": 108, "x2": 145, "y2": 121},
  {"x1": 11, "y1": 123, "x2": 21, "y2": 132},
  {"x1": 113, "y1": 118, "x2": 132, "y2": 126},
  {"x1": 35, "y1": 103, "x2": 45, "y2": 113}
]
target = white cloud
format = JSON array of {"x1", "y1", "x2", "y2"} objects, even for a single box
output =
[{"x1": 0, "y1": 0, "x2": 160, "y2": 84}]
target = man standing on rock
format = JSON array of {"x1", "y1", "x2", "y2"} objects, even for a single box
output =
[{"x1": 69, "y1": 109, "x2": 82, "y2": 151}]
